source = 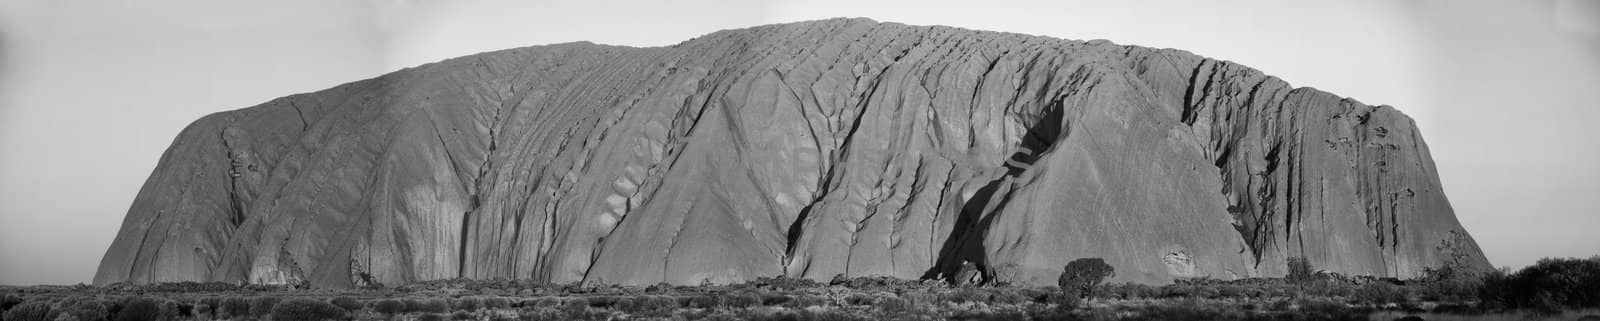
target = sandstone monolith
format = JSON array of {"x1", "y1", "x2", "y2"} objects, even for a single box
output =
[{"x1": 95, "y1": 18, "x2": 1489, "y2": 287}]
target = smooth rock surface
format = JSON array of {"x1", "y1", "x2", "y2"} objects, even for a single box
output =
[{"x1": 95, "y1": 18, "x2": 1490, "y2": 287}]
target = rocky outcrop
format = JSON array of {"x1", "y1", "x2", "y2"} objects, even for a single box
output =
[{"x1": 94, "y1": 18, "x2": 1489, "y2": 288}]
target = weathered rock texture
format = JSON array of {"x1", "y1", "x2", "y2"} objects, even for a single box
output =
[{"x1": 95, "y1": 18, "x2": 1489, "y2": 288}]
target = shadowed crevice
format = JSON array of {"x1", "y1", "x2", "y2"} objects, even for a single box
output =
[{"x1": 924, "y1": 98, "x2": 1065, "y2": 283}]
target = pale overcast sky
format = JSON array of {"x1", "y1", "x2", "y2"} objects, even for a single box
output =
[{"x1": 1, "y1": 0, "x2": 1595, "y2": 285}]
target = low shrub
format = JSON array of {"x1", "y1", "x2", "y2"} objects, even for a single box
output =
[
  {"x1": 758, "y1": 293, "x2": 792, "y2": 306},
  {"x1": 829, "y1": 275, "x2": 928, "y2": 292},
  {"x1": 372, "y1": 299, "x2": 406, "y2": 315},
  {"x1": 724, "y1": 292, "x2": 761, "y2": 308},
  {"x1": 897, "y1": 290, "x2": 937, "y2": 306},
  {"x1": 192, "y1": 303, "x2": 213, "y2": 320},
  {"x1": 782, "y1": 295, "x2": 830, "y2": 309},
  {"x1": 48, "y1": 298, "x2": 109, "y2": 321},
  {"x1": 1287, "y1": 257, "x2": 1315, "y2": 283},
  {"x1": 1017, "y1": 287, "x2": 1055, "y2": 303},
  {"x1": 940, "y1": 288, "x2": 990, "y2": 303},
  {"x1": 268, "y1": 298, "x2": 347, "y2": 321},
  {"x1": 133, "y1": 282, "x2": 239, "y2": 293},
  {"x1": 1051, "y1": 291, "x2": 1080, "y2": 310},
  {"x1": 793, "y1": 308, "x2": 874, "y2": 321},
  {"x1": 989, "y1": 288, "x2": 1030, "y2": 305},
  {"x1": 329, "y1": 297, "x2": 363, "y2": 312},
  {"x1": 0, "y1": 294, "x2": 24, "y2": 313},
  {"x1": 481, "y1": 296, "x2": 511, "y2": 309},
  {"x1": 221, "y1": 296, "x2": 252, "y2": 318},
  {"x1": 750, "y1": 276, "x2": 821, "y2": 291},
  {"x1": 1095, "y1": 282, "x2": 1159, "y2": 300},
  {"x1": 248, "y1": 296, "x2": 282, "y2": 318},
  {"x1": 451, "y1": 296, "x2": 482, "y2": 311},
  {"x1": 1354, "y1": 282, "x2": 1408, "y2": 305},
  {"x1": 685, "y1": 295, "x2": 719, "y2": 309},
  {"x1": 842, "y1": 293, "x2": 876, "y2": 306},
  {"x1": 1479, "y1": 256, "x2": 1600, "y2": 311},
  {"x1": 561, "y1": 297, "x2": 590, "y2": 313},
  {"x1": 157, "y1": 299, "x2": 182, "y2": 320},
  {"x1": 3, "y1": 301, "x2": 51, "y2": 321},
  {"x1": 114, "y1": 297, "x2": 162, "y2": 321},
  {"x1": 197, "y1": 297, "x2": 223, "y2": 317},
  {"x1": 524, "y1": 297, "x2": 558, "y2": 309},
  {"x1": 404, "y1": 298, "x2": 449, "y2": 313},
  {"x1": 584, "y1": 296, "x2": 621, "y2": 309},
  {"x1": 872, "y1": 295, "x2": 914, "y2": 313}
]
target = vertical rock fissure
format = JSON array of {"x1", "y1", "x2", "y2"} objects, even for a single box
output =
[
  {"x1": 1180, "y1": 59, "x2": 1211, "y2": 125},
  {"x1": 457, "y1": 78, "x2": 520, "y2": 277},
  {"x1": 220, "y1": 130, "x2": 247, "y2": 227},
  {"x1": 289, "y1": 101, "x2": 309, "y2": 132}
]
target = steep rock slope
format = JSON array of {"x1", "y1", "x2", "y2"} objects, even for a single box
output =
[{"x1": 95, "y1": 18, "x2": 1489, "y2": 287}]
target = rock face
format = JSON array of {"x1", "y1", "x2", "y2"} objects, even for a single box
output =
[{"x1": 95, "y1": 18, "x2": 1490, "y2": 288}]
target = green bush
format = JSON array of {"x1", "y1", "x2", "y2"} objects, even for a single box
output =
[
  {"x1": 724, "y1": 292, "x2": 761, "y2": 308},
  {"x1": 113, "y1": 297, "x2": 163, "y2": 321},
  {"x1": 451, "y1": 296, "x2": 482, "y2": 311},
  {"x1": 686, "y1": 295, "x2": 719, "y2": 309},
  {"x1": 527, "y1": 297, "x2": 562, "y2": 309},
  {"x1": 133, "y1": 281, "x2": 239, "y2": 293},
  {"x1": 248, "y1": 296, "x2": 282, "y2": 318},
  {"x1": 405, "y1": 298, "x2": 449, "y2": 313},
  {"x1": 940, "y1": 288, "x2": 990, "y2": 303},
  {"x1": 329, "y1": 297, "x2": 363, "y2": 312},
  {"x1": 782, "y1": 295, "x2": 830, "y2": 309},
  {"x1": 1287, "y1": 257, "x2": 1315, "y2": 283},
  {"x1": 561, "y1": 297, "x2": 590, "y2": 313},
  {"x1": 3, "y1": 301, "x2": 51, "y2": 321},
  {"x1": 418, "y1": 312, "x2": 446, "y2": 321},
  {"x1": 372, "y1": 299, "x2": 406, "y2": 315},
  {"x1": 481, "y1": 296, "x2": 511, "y2": 309},
  {"x1": 899, "y1": 291, "x2": 937, "y2": 306},
  {"x1": 191, "y1": 303, "x2": 213, "y2": 320},
  {"x1": 1479, "y1": 256, "x2": 1600, "y2": 310},
  {"x1": 791, "y1": 309, "x2": 873, "y2": 321},
  {"x1": 158, "y1": 299, "x2": 181, "y2": 320},
  {"x1": 221, "y1": 296, "x2": 252, "y2": 319},
  {"x1": 750, "y1": 276, "x2": 821, "y2": 291},
  {"x1": 1050, "y1": 291, "x2": 1080, "y2": 311},
  {"x1": 872, "y1": 296, "x2": 914, "y2": 313},
  {"x1": 842, "y1": 293, "x2": 876, "y2": 305},
  {"x1": 1354, "y1": 282, "x2": 1408, "y2": 305},
  {"x1": 0, "y1": 294, "x2": 23, "y2": 313},
  {"x1": 48, "y1": 298, "x2": 109, "y2": 321},
  {"x1": 268, "y1": 298, "x2": 347, "y2": 321},
  {"x1": 989, "y1": 288, "x2": 1029, "y2": 305},
  {"x1": 758, "y1": 293, "x2": 792, "y2": 306},
  {"x1": 615, "y1": 295, "x2": 677, "y2": 314},
  {"x1": 198, "y1": 296, "x2": 222, "y2": 309},
  {"x1": 584, "y1": 296, "x2": 622, "y2": 309},
  {"x1": 1059, "y1": 258, "x2": 1115, "y2": 298}
]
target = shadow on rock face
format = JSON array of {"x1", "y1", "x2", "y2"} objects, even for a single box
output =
[{"x1": 925, "y1": 98, "x2": 1068, "y2": 283}]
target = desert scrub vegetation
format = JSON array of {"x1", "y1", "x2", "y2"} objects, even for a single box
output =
[
  {"x1": 1477, "y1": 256, "x2": 1600, "y2": 311},
  {"x1": 2, "y1": 300, "x2": 50, "y2": 321},
  {"x1": 3, "y1": 256, "x2": 1597, "y2": 320},
  {"x1": 268, "y1": 298, "x2": 348, "y2": 321}
]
